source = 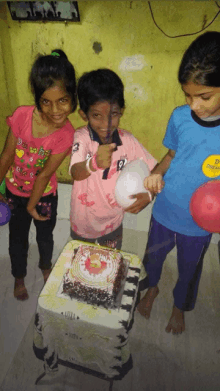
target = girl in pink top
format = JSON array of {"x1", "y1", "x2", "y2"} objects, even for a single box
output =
[
  {"x1": 0, "y1": 50, "x2": 76, "y2": 300},
  {"x1": 70, "y1": 69, "x2": 157, "y2": 248}
]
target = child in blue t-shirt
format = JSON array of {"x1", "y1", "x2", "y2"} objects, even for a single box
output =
[{"x1": 137, "y1": 31, "x2": 220, "y2": 334}]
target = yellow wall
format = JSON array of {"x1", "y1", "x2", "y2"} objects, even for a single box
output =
[
  {"x1": 1, "y1": 1, "x2": 220, "y2": 182},
  {"x1": 0, "y1": 4, "x2": 16, "y2": 153}
]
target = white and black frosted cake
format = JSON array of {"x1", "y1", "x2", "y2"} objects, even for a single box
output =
[{"x1": 62, "y1": 245, "x2": 125, "y2": 308}]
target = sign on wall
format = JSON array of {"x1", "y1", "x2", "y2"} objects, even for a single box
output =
[{"x1": 7, "y1": 1, "x2": 80, "y2": 22}]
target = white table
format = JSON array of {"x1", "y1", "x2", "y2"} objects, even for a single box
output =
[{"x1": 33, "y1": 240, "x2": 142, "y2": 382}]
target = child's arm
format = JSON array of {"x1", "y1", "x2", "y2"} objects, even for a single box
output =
[
  {"x1": 0, "y1": 129, "x2": 17, "y2": 202},
  {"x1": 144, "y1": 149, "x2": 176, "y2": 194},
  {"x1": 71, "y1": 143, "x2": 116, "y2": 181},
  {"x1": 26, "y1": 150, "x2": 70, "y2": 220},
  {"x1": 124, "y1": 149, "x2": 175, "y2": 214},
  {"x1": 124, "y1": 192, "x2": 152, "y2": 214}
]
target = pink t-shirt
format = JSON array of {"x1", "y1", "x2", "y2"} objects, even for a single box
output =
[
  {"x1": 70, "y1": 126, "x2": 157, "y2": 239},
  {"x1": 6, "y1": 106, "x2": 75, "y2": 197}
]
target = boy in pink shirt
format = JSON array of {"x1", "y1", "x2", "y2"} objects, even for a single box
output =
[{"x1": 70, "y1": 69, "x2": 157, "y2": 249}]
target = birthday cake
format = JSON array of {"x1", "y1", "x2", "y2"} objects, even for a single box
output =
[{"x1": 62, "y1": 245, "x2": 125, "y2": 308}]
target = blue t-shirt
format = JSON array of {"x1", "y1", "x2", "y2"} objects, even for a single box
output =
[{"x1": 153, "y1": 105, "x2": 220, "y2": 236}]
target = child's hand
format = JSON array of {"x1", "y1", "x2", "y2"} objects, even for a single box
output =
[
  {"x1": 124, "y1": 192, "x2": 152, "y2": 214},
  {"x1": 96, "y1": 143, "x2": 116, "y2": 169},
  {"x1": 144, "y1": 174, "x2": 165, "y2": 194},
  {"x1": 27, "y1": 206, "x2": 49, "y2": 221}
]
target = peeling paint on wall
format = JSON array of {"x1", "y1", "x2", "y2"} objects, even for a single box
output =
[
  {"x1": 119, "y1": 54, "x2": 147, "y2": 71},
  {"x1": 92, "y1": 41, "x2": 102, "y2": 54},
  {"x1": 125, "y1": 83, "x2": 148, "y2": 101}
]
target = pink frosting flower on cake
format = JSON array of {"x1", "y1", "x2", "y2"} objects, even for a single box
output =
[{"x1": 85, "y1": 254, "x2": 107, "y2": 275}]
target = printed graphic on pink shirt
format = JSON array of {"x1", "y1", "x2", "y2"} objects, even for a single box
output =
[
  {"x1": 6, "y1": 105, "x2": 75, "y2": 198},
  {"x1": 107, "y1": 161, "x2": 118, "y2": 180},
  {"x1": 72, "y1": 224, "x2": 78, "y2": 232},
  {"x1": 101, "y1": 223, "x2": 114, "y2": 236},
  {"x1": 78, "y1": 193, "x2": 95, "y2": 207},
  {"x1": 106, "y1": 193, "x2": 118, "y2": 208},
  {"x1": 108, "y1": 157, "x2": 127, "y2": 179},
  {"x1": 6, "y1": 137, "x2": 52, "y2": 194},
  {"x1": 118, "y1": 129, "x2": 124, "y2": 136}
]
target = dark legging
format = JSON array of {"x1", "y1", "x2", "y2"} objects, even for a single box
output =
[{"x1": 6, "y1": 188, "x2": 58, "y2": 278}]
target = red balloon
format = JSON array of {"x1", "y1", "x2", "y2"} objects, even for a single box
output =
[{"x1": 190, "y1": 180, "x2": 220, "y2": 233}]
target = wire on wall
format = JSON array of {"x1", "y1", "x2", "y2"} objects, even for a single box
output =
[{"x1": 148, "y1": 1, "x2": 220, "y2": 38}]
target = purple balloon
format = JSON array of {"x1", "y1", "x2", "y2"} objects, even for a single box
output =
[{"x1": 0, "y1": 202, "x2": 11, "y2": 226}]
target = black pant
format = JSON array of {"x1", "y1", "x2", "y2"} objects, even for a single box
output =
[
  {"x1": 6, "y1": 188, "x2": 58, "y2": 278},
  {"x1": 70, "y1": 224, "x2": 123, "y2": 250}
]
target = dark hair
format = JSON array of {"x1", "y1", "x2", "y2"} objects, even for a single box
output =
[
  {"x1": 178, "y1": 31, "x2": 220, "y2": 87},
  {"x1": 77, "y1": 68, "x2": 125, "y2": 114},
  {"x1": 30, "y1": 49, "x2": 77, "y2": 112}
]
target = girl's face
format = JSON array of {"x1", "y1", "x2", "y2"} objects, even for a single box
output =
[
  {"x1": 79, "y1": 101, "x2": 123, "y2": 144},
  {"x1": 182, "y1": 81, "x2": 220, "y2": 119},
  {"x1": 39, "y1": 82, "x2": 72, "y2": 128}
]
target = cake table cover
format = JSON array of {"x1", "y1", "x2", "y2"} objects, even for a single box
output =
[{"x1": 33, "y1": 240, "x2": 141, "y2": 379}]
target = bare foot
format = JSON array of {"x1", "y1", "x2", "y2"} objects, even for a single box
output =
[
  {"x1": 165, "y1": 305, "x2": 185, "y2": 334},
  {"x1": 14, "y1": 278, "x2": 29, "y2": 301},
  {"x1": 42, "y1": 268, "x2": 52, "y2": 284},
  {"x1": 136, "y1": 286, "x2": 159, "y2": 319}
]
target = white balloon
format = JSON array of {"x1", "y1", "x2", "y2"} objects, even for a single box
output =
[{"x1": 115, "y1": 159, "x2": 150, "y2": 208}]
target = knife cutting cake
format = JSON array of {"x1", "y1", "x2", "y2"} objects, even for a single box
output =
[{"x1": 62, "y1": 244, "x2": 125, "y2": 308}]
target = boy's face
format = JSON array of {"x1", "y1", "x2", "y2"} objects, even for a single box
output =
[
  {"x1": 182, "y1": 81, "x2": 220, "y2": 118},
  {"x1": 79, "y1": 101, "x2": 123, "y2": 144}
]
